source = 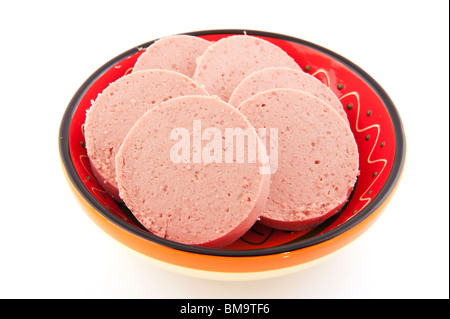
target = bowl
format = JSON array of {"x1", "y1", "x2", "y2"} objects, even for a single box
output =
[{"x1": 59, "y1": 29, "x2": 406, "y2": 280}]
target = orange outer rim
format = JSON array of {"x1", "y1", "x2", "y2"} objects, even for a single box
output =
[{"x1": 60, "y1": 155, "x2": 405, "y2": 276}]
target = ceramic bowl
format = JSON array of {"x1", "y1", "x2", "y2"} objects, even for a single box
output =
[{"x1": 59, "y1": 29, "x2": 406, "y2": 280}]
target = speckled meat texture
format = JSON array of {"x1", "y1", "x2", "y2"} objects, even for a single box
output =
[
  {"x1": 115, "y1": 95, "x2": 270, "y2": 248},
  {"x1": 238, "y1": 88, "x2": 359, "y2": 231},
  {"x1": 229, "y1": 67, "x2": 349, "y2": 125},
  {"x1": 84, "y1": 70, "x2": 208, "y2": 201},
  {"x1": 193, "y1": 35, "x2": 301, "y2": 101},
  {"x1": 132, "y1": 35, "x2": 211, "y2": 77}
]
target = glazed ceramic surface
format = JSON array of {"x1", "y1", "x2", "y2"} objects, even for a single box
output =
[{"x1": 59, "y1": 30, "x2": 406, "y2": 279}]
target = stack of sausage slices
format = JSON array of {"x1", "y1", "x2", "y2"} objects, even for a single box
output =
[{"x1": 84, "y1": 34, "x2": 359, "y2": 248}]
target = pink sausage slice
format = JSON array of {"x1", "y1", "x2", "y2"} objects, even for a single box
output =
[
  {"x1": 84, "y1": 70, "x2": 208, "y2": 201},
  {"x1": 238, "y1": 89, "x2": 359, "y2": 232},
  {"x1": 132, "y1": 35, "x2": 210, "y2": 77},
  {"x1": 115, "y1": 95, "x2": 270, "y2": 248},
  {"x1": 229, "y1": 67, "x2": 349, "y2": 125},
  {"x1": 193, "y1": 35, "x2": 301, "y2": 101}
]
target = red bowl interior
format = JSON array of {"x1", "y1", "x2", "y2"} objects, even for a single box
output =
[{"x1": 61, "y1": 30, "x2": 404, "y2": 255}]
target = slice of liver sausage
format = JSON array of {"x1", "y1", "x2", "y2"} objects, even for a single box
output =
[
  {"x1": 132, "y1": 35, "x2": 210, "y2": 77},
  {"x1": 238, "y1": 88, "x2": 359, "y2": 232},
  {"x1": 115, "y1": 95, "x2": 270, "y2": 248},
  {"x1": 230, "y1": 67, "x2": 349, "y2": 125},
  {"x1": 84, "y1": 70, "x2": 208, "y2": 201},
  {"x1": 193, "y1": 35, "x2": 301, "y2": 101}
]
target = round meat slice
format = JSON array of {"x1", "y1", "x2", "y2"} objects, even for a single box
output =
[
  {"x1": 193, "y1": 35, "x2": 301, "y2": 101},
  {"x1": 84, "y1": 69, "x2": 208, "y2": 201},
  {"x1": 132, "y1": 35, "x2": 210, "y2": 77},
  {"x1": 115, "y1": 95, "x2": 270, "y2": 248},
  {"x1": 229, "y1": 67, "x2": 349, "y2": 125},
  {"x1": 238, "y1": 88, "x2": 359, "y2": 232}
]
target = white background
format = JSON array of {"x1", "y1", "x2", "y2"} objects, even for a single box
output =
[{"x1": 0, "y1": 0, "x2": 448, "y2": 299}]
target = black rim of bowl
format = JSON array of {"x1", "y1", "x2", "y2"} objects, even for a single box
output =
[{"x1": 59, "y1": 29, "x2": 406, "y2": 257}]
